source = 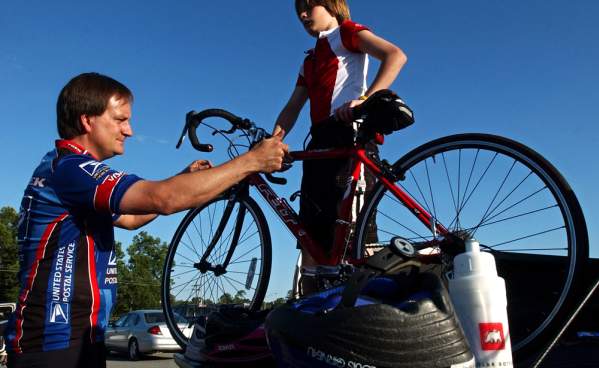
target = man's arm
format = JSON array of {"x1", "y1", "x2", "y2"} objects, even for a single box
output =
[
  {"x1": 273, "y1": 85, "x2": 309, "y2": 137},
  {"x1": 114, "y1": 159, "x2": 213, "y2": 229},
  {"x1": 118, "y1": 132, "x2": 287, "y2": 216},
  {"x1": 114, "y1": 214, "x2": 158, "y2": 230}
]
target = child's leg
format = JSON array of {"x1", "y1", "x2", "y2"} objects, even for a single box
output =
[{"x1": 298, "y1": 249, "x2": 318, "y2": 296}]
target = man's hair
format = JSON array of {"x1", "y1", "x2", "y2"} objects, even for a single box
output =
[
  {"x1": 56, "y1": 72, "x2": 133, "y2": 139},
  {"x1": 294, "y1": 0, "x2": 351, "y2": 24}
]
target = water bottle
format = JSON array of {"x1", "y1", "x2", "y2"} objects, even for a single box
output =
[{"x1": 448, "y1": 238, "x2": 514, "y2": 367}]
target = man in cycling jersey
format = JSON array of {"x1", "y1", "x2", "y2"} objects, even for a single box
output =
[{"x1": 4, "y1": 72, "x2": 288, "y2": 368}]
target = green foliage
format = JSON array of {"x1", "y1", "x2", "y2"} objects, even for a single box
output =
[
  {"x1": 0, "y1": 207, "x2": 19, "y2": 302},
  {"x1": 262, "y1": 290, "x2": 292, "y2": 309},
  {"x1": 112, "y1": 231, "x2": 168, "y2": 316}
]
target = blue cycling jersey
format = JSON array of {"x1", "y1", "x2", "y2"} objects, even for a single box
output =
[{"x1": 5, "y1": 140, "x2": 142, "y2": 353}]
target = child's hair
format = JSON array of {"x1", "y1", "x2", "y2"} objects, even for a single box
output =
[{"x1": 294, "y1": 0, "x2": 351, "y2": 24}]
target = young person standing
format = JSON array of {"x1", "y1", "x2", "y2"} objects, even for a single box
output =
[{"x1": 273, "y1": 0, "x2": 407, "y2": 293}]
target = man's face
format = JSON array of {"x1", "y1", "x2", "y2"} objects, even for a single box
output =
[{"x1": 87, "y1": 95, "x2": 132, "y2": 160}]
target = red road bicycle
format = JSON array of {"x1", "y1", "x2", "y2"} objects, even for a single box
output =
[{"x1": 161, "y1": 91, "x2": 588, "y2": 361}]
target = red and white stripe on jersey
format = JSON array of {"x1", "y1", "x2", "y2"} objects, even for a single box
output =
[
  {"x1": 93, "y1": 172, "x2": 124, "y2": 213},
  {"x1": 86, "y1": 235, "x2": 101, "y2": 342},
  {"x1": 56, "y1": 140, "x2": 90, "y2": 157},
  {"x1": 297, "y1": 20, "x2": 370, "y2": 123},
  {"x1": 13, "y1": 212, "x2": 69, "y2": 353}
]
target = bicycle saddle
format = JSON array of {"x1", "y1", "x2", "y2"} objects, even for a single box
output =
[{"x1": 356, "y1": 89, "x2": 415, "y2": 135}]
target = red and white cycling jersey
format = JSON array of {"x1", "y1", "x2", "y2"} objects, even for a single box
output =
[{"x1": 297, "y1": 20, "x2": 370, "y2": 124}]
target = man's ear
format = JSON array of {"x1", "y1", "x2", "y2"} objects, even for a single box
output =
[{"x1": 80, "y1": 114, "x2": 93, "y2": 133}]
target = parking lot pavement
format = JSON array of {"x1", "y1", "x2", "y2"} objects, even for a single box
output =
[{"x1": 107, "y1": 352, "x2": 178, "y2": 368}]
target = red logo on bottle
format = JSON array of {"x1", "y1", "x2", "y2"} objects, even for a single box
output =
[{"x1": 479, "y1": 323, "x2": 505, "y2": 351}]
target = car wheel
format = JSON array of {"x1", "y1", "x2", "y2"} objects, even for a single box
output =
[{"x1": 128, "y1": 338, "x2": 141, "y2": 361}]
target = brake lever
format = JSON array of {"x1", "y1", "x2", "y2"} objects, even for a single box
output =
[
  {"x1": 265, "y1": 173, "x2": 287, "y2": 185},
  {"x1": 176, "y1": 116, "x2": 191, "y2": 149}
]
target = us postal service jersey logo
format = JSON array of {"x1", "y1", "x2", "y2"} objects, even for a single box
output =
[
  {"x1": 104, "y1": 250, "x2": 118, "y2": 285},
  {"x1": 49, "y1": 302, "x2": 69, "y2": 324},
  {"x1": 48, "y1": 241, "x2": 76, "y2": 324},
  {"x1": 79, "y1": 160, "x2": 110, "y2": 179}
]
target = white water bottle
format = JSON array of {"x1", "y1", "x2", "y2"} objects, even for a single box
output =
[{"x1": 448, "y1": 239, "x2": 513, "y2": 367}]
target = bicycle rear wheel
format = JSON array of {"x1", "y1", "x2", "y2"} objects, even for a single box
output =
[
  {"x1": 161, "y1": 195, "x2": 272, "y2": 348},
  {"x1": 354, "y1": 133, "x2": 588, "y2": 360}
]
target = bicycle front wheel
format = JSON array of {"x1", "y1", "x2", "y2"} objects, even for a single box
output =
[
  {"x1": 161, "y1": 195, "x2": 272, "y2": 348},
  {"x1": 354, "y1": 133, "x2": 588, "y2": 359}
]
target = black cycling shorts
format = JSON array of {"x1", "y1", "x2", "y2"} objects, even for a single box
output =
[{"x1": 298, "y1": 121, "x2": 378, "y2": 254}]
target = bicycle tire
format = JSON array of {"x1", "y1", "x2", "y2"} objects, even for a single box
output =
[
  {"x1": 162, "y1": 195, "x2": 272, "y2": 348},
  {"x1": 354, "y1": 133, "x2": 588, "y2": 360}
]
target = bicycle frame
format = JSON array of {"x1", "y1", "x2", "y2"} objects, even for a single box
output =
[{"x1": 247, "y1": 145, "x2": 449, "y2": 266}]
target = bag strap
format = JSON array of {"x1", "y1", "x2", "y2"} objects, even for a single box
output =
[
  {"x1": 337, "y1": 239, "x2": 422, "y2": 309},
  {"x1": 337, "y1": 269, "x2": 378, "y2": 309}
]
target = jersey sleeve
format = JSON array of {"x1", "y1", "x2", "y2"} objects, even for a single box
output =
[
  {"x1": 340, "y1": 20, "x2": 370, "y2": 53},
  {"x1": 52, "y1": 155, "x2": 143, "y2": 215}
]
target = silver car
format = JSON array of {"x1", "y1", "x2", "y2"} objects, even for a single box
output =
[{"x1": 105, "y1": 310, "x2": 192, "y2": 360}]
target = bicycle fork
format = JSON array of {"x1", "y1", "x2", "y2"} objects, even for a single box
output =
[{"x1": 194, "y1": 197, "x2": 248, "y2": 279}]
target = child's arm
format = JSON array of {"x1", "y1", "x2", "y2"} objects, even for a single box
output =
[
  {"x1": 336, "y1": 31, "x2": 407, "y2": 122},
  {"x1": 360, "y1": 31, "x2": 407, "y2": 96},
  {"x1": 273, "y1": 85, "x2": 309, "y2": 137}
]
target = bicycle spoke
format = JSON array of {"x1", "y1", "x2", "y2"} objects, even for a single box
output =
[
  {"x1": 441, "y1": 152, "x2": 459, "y2": 222},
  {"x1": 495, "y1": 247, "x2": 569, "y2": 252},
  {"x1": 228, "y1": 259, "x2": 256, "y2": 265},
  {"x1": 376, "y1": 210, "x2": 429, "y2": 241},
  {"x1": 230, "y1": 243, "x2": 261, "y2": 265},
  {"x1": 471, "y1": 205, "x2": 558, "y2": 229},
  {"x1": 424, "y1": 158, "x2": 438, "y2": 234},
  {"x1": 172, "y1": 247, "x2": 198, "y2": 266},
  {"x1": 456, "y1": 149, "x2": 462, "y2": 230},
  {"x1": 409, "y1": 170, "x2": 434, "y2": 217},
  {"x1": 477, "y1": 171, "x2": 534, "y2": 224},
  {"x1": 447, "y1": 152, "x2": 499, "y2": 230},
  {"x1": 191, "y1": 218, "x2": 207, "y2": 255},
  {"x1": 477, "y1": 186, "x2": 547, "y2": 227},
  {"x1": 172, "y1": 273, "x2": 202, "y2": 300},
  {"x1": 222, "y1": 274, "x2": 244, "y2": 296},
  {"x1": 488, "y1": 226, "x2": 565, "y2": 249},
  {"x1": 471, "y1": 159, "x2": 517, "y2": 233},
  {"x1": 222, "y1": 274, "x2": 256, "y2": 291},
  {"x1": 170, "y1": 267, "x2": 199, "y2": 279},
  {"x1": 457, "y1": 148, "x2": 480, "y2": 231},
  {"x1": 239, "y1": 226, "x2": 259, "y2": 245}
]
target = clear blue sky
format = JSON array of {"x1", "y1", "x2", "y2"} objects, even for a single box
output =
[{"x1": 1, "y1": 0, "x2": 597, "y2": 301}]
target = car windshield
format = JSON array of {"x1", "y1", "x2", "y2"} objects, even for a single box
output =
[{"x1": 144, "y1": 312, "x2": 187, "y2": 324}]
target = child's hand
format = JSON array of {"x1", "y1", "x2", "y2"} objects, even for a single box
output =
[
  {"x1": 335, "y1": 99, "x2": 365, "y2": 123},
  {"x1": 180, "y1": 159, "x2": 213, "y2": 174}
]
